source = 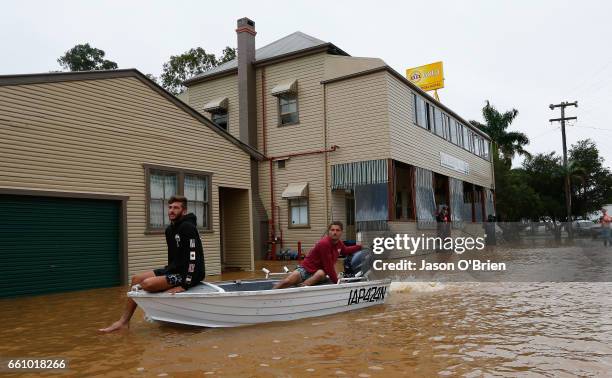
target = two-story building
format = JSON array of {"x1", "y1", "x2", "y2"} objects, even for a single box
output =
[{"x1": 183, "y1": 18, "x2": 496, "y2": 258}]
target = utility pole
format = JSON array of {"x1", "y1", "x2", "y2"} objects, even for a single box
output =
[{"x1": 549, "y1": 101, "x2": 578, "y2": 239}]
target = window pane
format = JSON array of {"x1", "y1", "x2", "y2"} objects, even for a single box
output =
[
  {"x1": 281, "y1": 101, "x2": 297, "y2": 114},
  {"x1": 280, "y1": 95, "x2": 297, "y2": 106},
  {"x1": 149, "y1": 199, "x2": 164, "y2": 228},
  {"x1": 185, "y1": 175, "x2": 205, "y2": 202},
  {"x1": 443, "y1": 114, "x2": 451, "y2": 140},
  {"x1": 299, "y1": 204, "x2": 308, "y2": 225},
  {"x1": 415, "y1": 96, "x2": 428, "y2": 129},
  {"x1": 194, "y1": 201, "x2": 204, "y2": 228},
  {"x1": 183, "y1": 175, "x2": 208, "y2": 229},
  {"x1": 413, "y1": 94, "x2": 419, "y2": 124},
  {"x1": 212, "y1": 112, "x2": 228, "y2": 130},
  {"x1": 279, "y1": 94, "x2": 298, "y2": 125},
  {"x1": 433, "y1": 108, "x2": 443, "y2": 137},
  {"x1": 290, "y1": 198, "x2": 308, "y2": 225},
  {"x1": 150, "y1": 172, "x2": 164, "y2": 199},
  {"x1": 164, "y1": 174, "x2": 177, "y2": 198},
  {"x1": 149, "y1": 170, "x2": 177, "y2": 228},
  {"x1": 281, "y1": 112, "x2": 298, "y2": 125}
]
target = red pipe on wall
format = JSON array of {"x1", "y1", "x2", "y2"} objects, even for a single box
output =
[
  {"x1": 264, "y1": 146, "x2": 339, "y2": 259},
  {"x1": 268, "y1": 145, "x2": 339, "y2": 161}
]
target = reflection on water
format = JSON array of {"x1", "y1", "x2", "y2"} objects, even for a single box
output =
[{"x1": 1, "y1": 255, "x2": 612, "y2": 376}]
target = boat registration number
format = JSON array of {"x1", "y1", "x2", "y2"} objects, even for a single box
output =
[{"x1": 347, "y1": 286, "x2": 387, "y2": 305}]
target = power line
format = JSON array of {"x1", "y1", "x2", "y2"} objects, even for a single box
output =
[
  {"x1": 531, "y1": 126, "x2": 560, "y2": 139},
  {"x1": 574, "y1": 125, "x2": 612, "y2": 132}
]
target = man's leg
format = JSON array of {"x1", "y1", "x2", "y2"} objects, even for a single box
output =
[
  {"x1": 273, "y1": 270, "x2": 303, "y2": 289},
  {"x1": 302, "y1": 269, "x2": 326, "y2": 286},
  {"x1": 140, "y1": 276, "x2": 175, "y2": 292},
  {"x1": 98, "y1": 271, "x2": 156, "y2": 332}
]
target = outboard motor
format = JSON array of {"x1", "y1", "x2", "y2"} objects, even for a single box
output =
[{"x1": 343, "y1": 249, "x2": 374, "y2": 278}]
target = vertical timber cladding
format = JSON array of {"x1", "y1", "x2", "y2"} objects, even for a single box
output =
[{"x1": 0, "y1": 195, "x2": 121, "y2": 297}]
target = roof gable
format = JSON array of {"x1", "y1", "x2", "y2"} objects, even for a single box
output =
[{"x1": 184, "y1": 31, "x2": 348, "y2": 84}]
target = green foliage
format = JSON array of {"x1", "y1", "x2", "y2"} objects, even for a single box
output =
[
  {"x1": 218, "y1": 46, "x2": 236, "y2": 64},
  {"x1": 494, "y1": 139, "x2": 612, "y2": 222},
  {"x1": 522, "y1": 152, "x2": 566, "y2": 220},
  {"x1": 470, "y1": 101, "x2": 531, "y2": 167},
  {"x1": 160, "y1": 47, "x2": 236, "y2": 95},
  {"x1": 57, "y1": 43, "x2": 118, "y2": 71},
  {"x1": 493, "y1": 160, "x2": 541, "y2": 221},
  {"x1": 569, "y1": 139, "x2": 612, "y2": 217}
]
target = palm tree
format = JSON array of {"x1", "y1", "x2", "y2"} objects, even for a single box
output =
[{"x1": 470, "y1": 101, "x2": 531, "y2": 166}]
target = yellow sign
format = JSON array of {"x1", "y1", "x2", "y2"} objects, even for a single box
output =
[{"x1": 406, "y1": 61, "x2": 444, "y2": 91}]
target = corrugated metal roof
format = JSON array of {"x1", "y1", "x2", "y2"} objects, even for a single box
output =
[{"x1": 185, "y1": 31, "x2": 342, "y2": 83}]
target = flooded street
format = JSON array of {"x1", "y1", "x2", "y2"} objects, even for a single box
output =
[{"x1": 2, "y1": 249, "x2": 612, "y2": 377}]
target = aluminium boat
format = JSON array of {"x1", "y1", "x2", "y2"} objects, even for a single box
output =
[{"x1": 128, "y1": 250, "x2": 391, "y2": 327}]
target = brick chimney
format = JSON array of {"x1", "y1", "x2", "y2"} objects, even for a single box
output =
[
  {"x1": 236, "y1": 17, "x2": 257, "y2": 147},
  {"x1": 236, "y1": 18, "x2": 266, "y2": 260}
]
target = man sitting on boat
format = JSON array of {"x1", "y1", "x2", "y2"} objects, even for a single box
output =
[
  {"x1": 273, "y1": 221, "x2": 362, "y2": 288},
  {"x1": 99, "y1": 195, "x2": 205, "y2": 332}
]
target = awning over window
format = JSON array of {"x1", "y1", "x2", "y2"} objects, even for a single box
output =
[
  {"x1": 271, "y1": 79, "x2": 297, "y2": 96},
  {"x1": 203, "y1": 97, "x2": 228, "y2": 112},
  {"x1": 331, "y1": 159, "x2": 388, "y2": 190},
  {"x1": 281, "y1": 182, "x2": 308, "y2": 198}
]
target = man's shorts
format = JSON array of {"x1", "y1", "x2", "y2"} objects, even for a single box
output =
[
  {"x1": 153, "y1": 268, "x2": 183, "y2": 286},
  {"x1": 295, "y1": 265, "x2": 314, "y2": 282}
]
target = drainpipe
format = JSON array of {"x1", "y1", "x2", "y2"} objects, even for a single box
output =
[
  {"x1": 323, "y1": 84, "x2": 329, "y2": 224},
  {"x1": 268, "y1": 145, "x2": 339, "y2": 161},
  {"x1": 265, "y1": 146, "x2": 339, "y2": 260},
  {"x1": 268, "y1": 158, "x2": 276, "y2": 260},
  {"x1": 261, "y1": 67, "x2": 267, "y2": 156}
]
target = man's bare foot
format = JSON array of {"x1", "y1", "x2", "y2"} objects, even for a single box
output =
[{"x1": 98, "y1": 320, "x2": 129, "y2": 333}]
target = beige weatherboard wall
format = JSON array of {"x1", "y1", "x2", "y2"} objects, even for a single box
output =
[
  {"x1": 0, "y1": 70, "x2": 256, "y2": 280},
  {"x1": 183, "y1": 23, "x2": 494, "y2": 255},
  {"x1": 187, "y1": 52, "x2": 333, "y2": 253}
]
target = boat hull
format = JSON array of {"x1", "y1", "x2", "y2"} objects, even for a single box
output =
[{"x1": 128, "y1": 279, "x2": 391, "y2": 327}]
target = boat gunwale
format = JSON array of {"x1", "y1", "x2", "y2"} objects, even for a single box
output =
[{"x1": 128, "y1": 278, "x2": 391, "y2": 299}]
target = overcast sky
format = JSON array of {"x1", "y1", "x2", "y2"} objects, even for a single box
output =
[{"x1": 3, "y1": 0, "x2": 611, "y2": 168}]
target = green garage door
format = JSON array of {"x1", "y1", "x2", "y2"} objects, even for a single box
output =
[{"x1": 0, "y1": 195, "x2": 121, "y2": 297}]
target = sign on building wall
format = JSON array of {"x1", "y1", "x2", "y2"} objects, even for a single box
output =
[
  {"x1": 440, "y1": 152, "x2": 470, "y2": 175},
  {"x1": 406, "y1": 61, "x2": 444, "y2": 91}
]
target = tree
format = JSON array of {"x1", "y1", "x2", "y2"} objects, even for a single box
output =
[
  {"x1": 569, "y1": 139, "x2": 612, "y2": 217},
  {"x1": 218, "y1": 46, "x2": 236, "y2": 64},
  {"x1": 522, "y1": 152, "x2": 566, "y2": 221},
  {"x1": 493, "y1": 159, "x2": 542, "y2": 222},
  {"x1": 58, "y1": 43, "x2": 118, "y2": 71},
  {"x1": 470, "y1": 101, "x2": 531, "y2": 167},
  {"x1": 160, "y1": 47, "x2": 236, "y2": 95}
]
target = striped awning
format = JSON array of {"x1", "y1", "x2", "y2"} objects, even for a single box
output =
[
  {"x1": 203, "y1": 97, "x2": 228, "y2": 112},
  {"x1": 271, "y1": 79, "x2": 297, "y2": 96},
  {"x1": 331, "y1": 159, "x2": 388, "y2": 190}
]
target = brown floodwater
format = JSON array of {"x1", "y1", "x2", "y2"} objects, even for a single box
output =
[{"x1": 1, "y1": 247, "x2": 612, "y2": 377}]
